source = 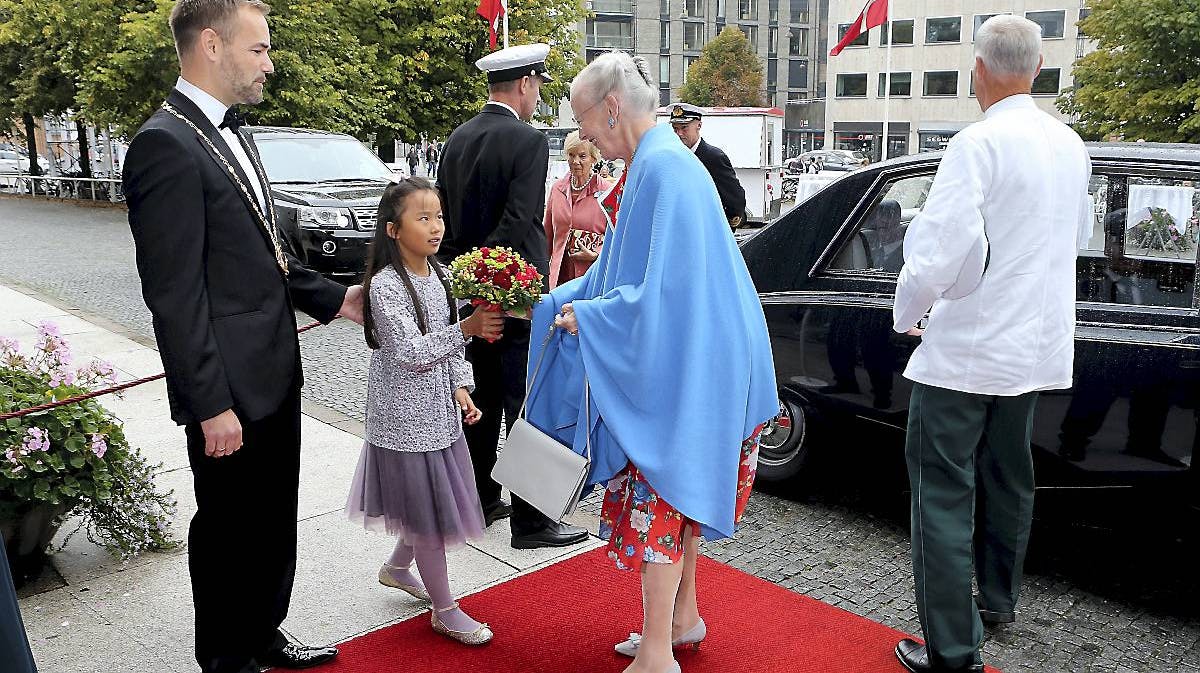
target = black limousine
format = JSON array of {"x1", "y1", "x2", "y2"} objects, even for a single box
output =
[
  {"x1": 743, "y1": 143, "x2": 1200, "y2": 524},
  {"x1": 248, "y1": 126, "x2": 397, "y2": 278}
]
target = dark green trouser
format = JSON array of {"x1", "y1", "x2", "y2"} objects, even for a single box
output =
[
  {"x1": 906, "y1": 383, "x2": 1037, "y2": 669},
  {"x1": 1, "y1": 535, "x2": 38, "y2": 673}
]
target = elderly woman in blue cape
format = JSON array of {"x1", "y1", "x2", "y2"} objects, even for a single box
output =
[{"x1": 523, "y1": 52, "x2": 778, "y2": 673}]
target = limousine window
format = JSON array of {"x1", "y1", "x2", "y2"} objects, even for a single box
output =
[
  {"x1": 1077, "y1": 174, "x2": 1197, "y2": 308},
  {"x1": 829, "y1": 174, "x2": 933, "y2": 273}
]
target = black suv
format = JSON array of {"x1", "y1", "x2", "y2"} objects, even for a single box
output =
[{"x1": 247, "y1": 126, "x2": 397, "y2": 278}]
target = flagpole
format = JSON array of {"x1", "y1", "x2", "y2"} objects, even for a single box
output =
[
  {"x1": 881, "y1": 0, "x2": 892, "y2": 161},
  {"x1": 503, "y1": 0, "x2": 509, "y2": 48}
]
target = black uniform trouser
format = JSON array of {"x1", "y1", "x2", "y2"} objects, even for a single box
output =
[
  {"x1": 0, "y1": 534, "x2": 37, "y2": 673},
  {"x1": 185, "y1": 387, "x2": 301, "y2": 673},
  {"x1": 905, "y1": 383, "x2": 1037, "y2": 670},
  {"x1": 463, "y1": 317, "x2": 552, "y2": 535}
]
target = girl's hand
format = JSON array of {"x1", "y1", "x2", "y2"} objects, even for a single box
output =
[
  {"x1": 455, "y1": 388, "x2": 482, "y2": 425},
  {"x1": 461, "y1": 308, "x2": 505, "y2": 340},
  {"x1": 554, "y1": 303, "x2": 579, "y2": 336}
]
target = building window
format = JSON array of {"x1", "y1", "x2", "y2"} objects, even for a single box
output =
[
  {"x1": 1026, "y1": 10, "x2": 1066, "y2": 39},
  {"x1": 661, "y1": 21, "x2": 670, "y2": 50},
  {"x1": 738, "y1": 0, "x2": 757, "y2": 21},
  {"x1": 972, "y1": 13, "x2": 1009, "y2": 40},
  {"x1": 925, "y1": 16, "x2": 961, "y2": 44},
  {"x1": 919, "y1": 131, "x2": 956, "y2": 152},
  {"x1": 684, "y1": 0, "x2": 705, "y2": 19},
  {"x1": 878, "y1": 72, "x2": 912, "y2": 97},
  {"x1": 768, "y1": 26, "x2": 779, "y2": 54},
  {"x1": 740, "y1": 24, "x2": 758, "y2": 50},
  {"x1": 768, "y1": 0, "x2": 778, "y2": 23},
  {"x1": 1078, "y1": 8, "x2": 1092, "y2": 36},
  {"x1": 787, "y1": 90, "x2": 807, "y2": 101},
  {"x1": 789, "y1": 27, "x2": 808, "y2": 55},
  {"x1": 838, "y1": 23, "x2": 869, "y2": 48},
  {"x1": 788, "y1": 59, "x2": 808, "y2": 87},
  {"x1": 836, "y1": 73, "x2": 868, "y2": 98},
  {"x1": 586, "y1": 19, "x2": 633, "y2": 49},
  {"x1": 1031, "y1": 67, "x2": 1061, "y2": 95},
  {"x1": 923, "y1": 70, "x2": 958, "y2": 96},
  {"x1": 767, "y1": 58, "x2": 778, "y2": 84},
  {"x1": 789, "y1": 0, "x2": 808, "y2": 24},
  {"x1": 683, "y1": 22, "x2": 705, "y2": 50},
  {"x1": 661, "y1": 0, "x2": 670, "y2": 16},
  {"x1": 659, "y1": 55, "x2": 671, "y2": 86},
  {"x1": 660, "y1": 89, "x2": 672, "y2": 106},
  {"x1": 716, "y1": 0, "x2": 726, "y2": 18},
  {"x1": 683, "y1": 55, "x2": 700, "y2": 81},
  {"x1": 881, "y1": 19, "x2": 914, "y2": 45}
]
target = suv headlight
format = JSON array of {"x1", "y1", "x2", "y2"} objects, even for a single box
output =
[{"x1": 297, "y1": 206, "x2": 352, "y2": 229}]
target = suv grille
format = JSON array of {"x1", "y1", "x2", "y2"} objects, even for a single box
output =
[{"x1": 352, "y1": 207, "x2": 378, "y2": 231}]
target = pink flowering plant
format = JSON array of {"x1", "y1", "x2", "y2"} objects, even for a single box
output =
[{"x1": 0, "y1": 322, "x2": 178, "y2": 559}]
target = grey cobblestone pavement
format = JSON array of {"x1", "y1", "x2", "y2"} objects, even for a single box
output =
[{"x1": 3, "y1": 197, "x2": 1199, "y2": 672}]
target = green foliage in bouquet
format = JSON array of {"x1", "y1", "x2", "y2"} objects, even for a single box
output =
[
  {"x1": 448, "y1": 247, "x2": 544, "y2": 319},
  {"x1": 0, "y1": 323, "x2": 178, "y2": 559},
  {"x1": 1129, "y1": 207, "x2": 1193, "y2": 253}
]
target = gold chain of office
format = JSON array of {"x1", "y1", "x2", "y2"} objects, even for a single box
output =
[{"x1": 160, "y1": 102, "x2": 289, "y2": 275}]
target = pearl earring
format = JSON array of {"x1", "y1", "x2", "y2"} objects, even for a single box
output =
[{"x1": 608, "y1": 117, "x2": 616, "y2": 129}]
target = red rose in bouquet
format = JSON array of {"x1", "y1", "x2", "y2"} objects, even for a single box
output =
[{"x1": 448, "y1": 247, "x2": 544, "y2": 341}]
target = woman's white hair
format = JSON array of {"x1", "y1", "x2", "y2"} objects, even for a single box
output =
[
  {"x1": 570, "y1": 51, "x2": 658, "y2": 118},
  {"x1": 975, "y1": 15, "x2": 1043, "y2": 77},
  {"x1": 563, "y1": 131, "x2": 603, "y2": 162}
]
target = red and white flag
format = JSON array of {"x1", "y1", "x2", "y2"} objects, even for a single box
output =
[
  {"x1": 477, "y1": 0, "x2": 506, "y2": 50},
  {"x1": 830, "y1": 0, "x2": 888, "y2": 56}
]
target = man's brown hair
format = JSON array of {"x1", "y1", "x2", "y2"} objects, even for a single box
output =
[{"x1": 169, "y1": 0, "x2": 271, "y2": 61}]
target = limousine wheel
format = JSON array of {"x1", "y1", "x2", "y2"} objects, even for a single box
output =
[{"x1": 756, "y1": 397, "x2": 809, "y2": 482}]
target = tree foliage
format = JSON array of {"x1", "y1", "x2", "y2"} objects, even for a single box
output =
[
  {"x1": 678, "y1": 26, "x2": 764, "y2": 107},
  {"x1": 1058, "y1": 0, "x2": 1200, "y2": 142},
  {"x1": 3, "y1": 0, "x2": 584, "y2": 143}
]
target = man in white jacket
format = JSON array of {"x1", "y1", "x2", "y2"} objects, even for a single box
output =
[{"x1": 891, "y1": 15, "x2": 1092, "y2": 673}]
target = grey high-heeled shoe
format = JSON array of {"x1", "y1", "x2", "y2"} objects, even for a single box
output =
[
  {"x1": 614, "y1": 618, "x2": 706, "y2": 657},
  {"x1": 430, "y1": 602, "x2": 493, "y2": 646},
  {"x1": 377, "y1": 563, "x2": 431, "y2": 601}
]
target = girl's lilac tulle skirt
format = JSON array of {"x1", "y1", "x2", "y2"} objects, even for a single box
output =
[{"x1": 345, "y1": 433, "x2": 486, "y2": 550}]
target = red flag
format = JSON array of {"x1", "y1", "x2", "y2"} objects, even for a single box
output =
[
  {"x1": 830, "y1": 0, "x2": 888, "y2": 56},
  {"x1": 476, "y1": 0, "x2": 506, "y2": 50}
]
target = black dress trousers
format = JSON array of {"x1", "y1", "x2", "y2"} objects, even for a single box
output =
[
  {"x1": 184, "y1": 386, "x2": 302, "y2": 673},
  {"x1": 0, "y1": 535, "x2": 37, "y2": 673},
  {"x1": 462, "y1": 317, "x2": 549, "y2": 534}
]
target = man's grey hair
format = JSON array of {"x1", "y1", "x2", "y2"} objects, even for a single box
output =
[
  {"x1": 974, "y1": 15, "x2": 1042, "y2": 77},
  {"x1": 570, "y1": 51, "x2": 658, "y2": 118},
  {"x1": 170, "y1": 0, "x2": 271, "y2": 61}
]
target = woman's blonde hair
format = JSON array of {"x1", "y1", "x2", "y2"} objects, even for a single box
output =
[{"x1": 563, "y1": 131, "x2": 603, "y2": 163}]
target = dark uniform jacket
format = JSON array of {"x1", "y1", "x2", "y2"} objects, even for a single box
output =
[
  {"x1": 436, "y1": 103, "x2": 550, "y2": 277},
  {"x1": 695, "y1": 138, "x2": 748, "y2": 226},
  {"x1": 123, "y1": 89, "x2": 345, "y2": 426}
]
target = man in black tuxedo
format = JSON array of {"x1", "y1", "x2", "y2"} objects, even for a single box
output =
[
  {"x1": 122, "y1": 2, "x2": 361, "y2": 671},
  {"x1": 437, "y1": 43, "x2": 589, "y2": 550},
  {"x1": 668, "y1": 103, "x2": 748, "y2": 229}
]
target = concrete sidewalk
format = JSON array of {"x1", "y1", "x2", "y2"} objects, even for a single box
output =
[{"x1": 2, "y1": 283, "x2": 601, "y2": 673}]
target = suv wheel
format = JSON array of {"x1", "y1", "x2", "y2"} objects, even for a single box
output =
[{"x1": 755, "y1": 396, "x2": 811, "y2": 482}]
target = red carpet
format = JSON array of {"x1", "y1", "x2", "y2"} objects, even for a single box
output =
[{"x1": 300, "y1": 548, "x2": 1001, "y2": 673}]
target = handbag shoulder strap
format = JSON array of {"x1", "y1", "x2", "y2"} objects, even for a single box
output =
[{"x1": 520, "y1": 323, "x2": 592, "y2": 463}]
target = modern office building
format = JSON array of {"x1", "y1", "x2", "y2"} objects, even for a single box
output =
[
  {"x1": 823, "y1": 1, "x2": 1093, "y2": 161},
  {"x1": 581, "y1": 0, "x2": 831, "y2": 154}
]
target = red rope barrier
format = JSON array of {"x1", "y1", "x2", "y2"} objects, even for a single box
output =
[{"x1": 0, "y1": 320, "x2": 324, "y2": 421}]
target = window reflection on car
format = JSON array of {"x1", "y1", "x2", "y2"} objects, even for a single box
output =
[{"x1": 256, "y1": 137, "x2": 394, "y2": 184}]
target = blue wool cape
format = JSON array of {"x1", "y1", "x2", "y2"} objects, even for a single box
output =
[{"x1": 524, "y1": 124, "x2": 778, "y2": 541}]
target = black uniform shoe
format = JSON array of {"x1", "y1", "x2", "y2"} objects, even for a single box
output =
[
  {"x1": 256, "y1": 641, "x2": 338, "y2": 670},
  {"x1": 483, "y1": 502, "x2": 513, "y2": 527},
  {"x1": 895, "y1": 639, "x2": 983, "y2": 673},
  {"x1": 511, "y1": 521, "x2": 589, "y2": 549}
]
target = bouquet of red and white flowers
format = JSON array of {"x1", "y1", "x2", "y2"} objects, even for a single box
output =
[{"x1": 448, "y1": 247, "x2": 544, "y2": 324}]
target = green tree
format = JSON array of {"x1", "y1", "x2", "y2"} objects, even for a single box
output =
[
  {"x1": 677, "y1": 26, "x2": 764, "y2": 107},
  {"x1": 1058, "y1": 0, "x2": 1200, "y2": 142}
]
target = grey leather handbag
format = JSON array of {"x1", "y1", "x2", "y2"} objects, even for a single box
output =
[{"x1": 491, "y1": 324, "x2": 592, "y2": 521}]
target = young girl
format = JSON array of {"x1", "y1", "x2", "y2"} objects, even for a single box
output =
[{"x1": 345, "y1": 177, "x2": 505, "y2": 645}]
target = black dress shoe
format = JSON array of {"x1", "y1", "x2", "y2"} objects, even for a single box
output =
[
  {"x1": 483, "y1": 502, "x2": 513, "y2": 527},
  {"x1": 895, "y1": 639, "x2": 983, "y2": 673},
  {"x1": 256, "y1": 642, "x2": 338, "y2": 670},
  {"x1": 511, "y1": 521, "x2": 589, "y2": 549}
]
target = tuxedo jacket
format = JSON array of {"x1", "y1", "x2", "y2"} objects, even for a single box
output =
[
  {"x1": 123, "y1": 89, "x2": 346, "y2": 426},
  {"x1": 695, "y1": 138, "x2": 747, "y2": 224},
  {"x1": 436, "y1": 103, "x2": 550, "y2": 277}
]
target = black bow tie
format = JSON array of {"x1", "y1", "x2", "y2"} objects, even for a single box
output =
[{"x1": 219, "y1": 108, "x2": 245, "y2": 132}]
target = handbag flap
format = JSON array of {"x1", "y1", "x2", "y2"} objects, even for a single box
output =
[{"x1": 493, "y1": 419, "x2": 590, "y2": 521}]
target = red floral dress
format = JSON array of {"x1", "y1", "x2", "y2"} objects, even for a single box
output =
[{"x1": 592, "y1": 165, "x2": 763, "y2": 571}]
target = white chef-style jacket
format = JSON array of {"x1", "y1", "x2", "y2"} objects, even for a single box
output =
[{"x1": 893, "y1": 94, "x2": 1092, "y2": 396}]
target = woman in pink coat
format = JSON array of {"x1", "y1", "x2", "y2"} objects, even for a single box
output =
[{"x1": 544, "y1": 131, "x2": 613, "y2": 289}]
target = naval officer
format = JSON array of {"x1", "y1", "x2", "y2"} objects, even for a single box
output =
[
  {"x1": 437, "y1": 42, "x2": 590, "y2": 550},
  {"x1": 668, "y1": 102, "x2": 748, "y2": 229}
]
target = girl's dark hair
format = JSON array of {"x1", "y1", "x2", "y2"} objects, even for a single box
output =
[{"x1": 363, "y1": 177, "x2": 455, "y2": 349}]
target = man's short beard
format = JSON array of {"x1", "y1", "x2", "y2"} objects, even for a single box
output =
[{"x1": 220, "y1": 60, "x2": 264, "y2": 105}]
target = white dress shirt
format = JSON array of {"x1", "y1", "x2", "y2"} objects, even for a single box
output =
[
  {"x1": 893, "y1": 94, "x2": 1092, "y2": 396},
  {"x1": 486, "y1": 100, "x2": 520, "y2": 119},
  {"x1": 175, "y1": 77, "x2": 267, "y2": 213}
]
